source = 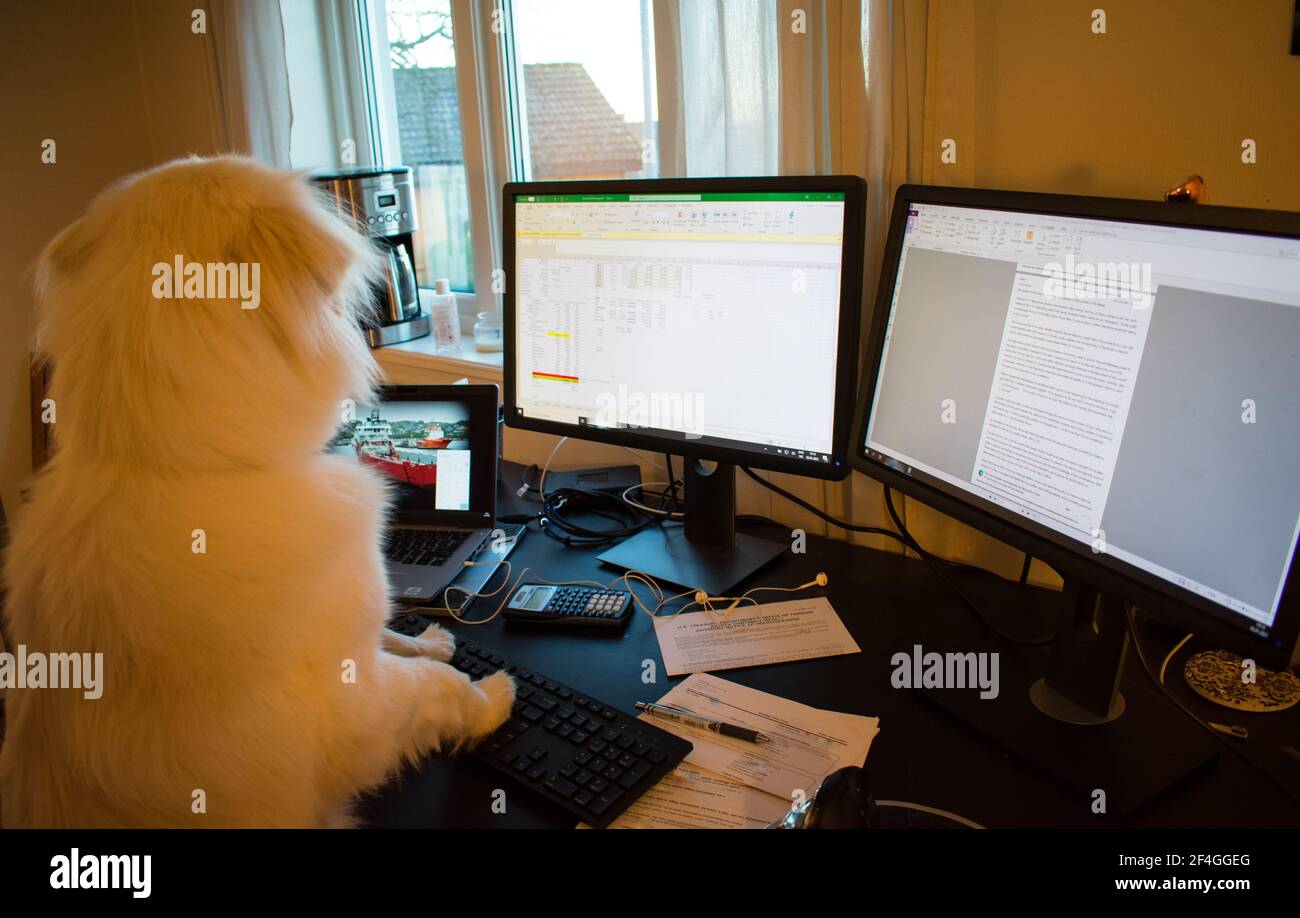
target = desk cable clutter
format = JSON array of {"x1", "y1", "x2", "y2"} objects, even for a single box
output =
[{"x1": 399, "y1": 559, "x2": 832, "y2": 626}]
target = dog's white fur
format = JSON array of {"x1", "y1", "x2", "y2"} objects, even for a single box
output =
[{"x1": 0, "y1": 156, "x2": 514, "y2": 827}]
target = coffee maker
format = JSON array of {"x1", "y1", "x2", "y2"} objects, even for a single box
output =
[{"x1": 312, "y1": 166, "x2": 431, "y2": 347}]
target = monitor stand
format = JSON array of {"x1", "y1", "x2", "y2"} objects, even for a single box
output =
[
  {"x1": 597, "y1": 458, "x2": 786, "y2": 596},
  {"x1": 921, "y1": 578, "x2": 1218, "y2": 814}
]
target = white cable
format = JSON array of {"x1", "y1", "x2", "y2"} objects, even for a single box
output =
[
  {"x1": 1159, "y1": 632, "x2": 1194, "y2": 685},
  {"x1": 537, "y1": 435, "x2": 568, "y2": 503},
  {"x1": 410, "y1": 563, "x2": 829, "y2": 627},
  {"x1": 621, "y1": 482, "x2": 685, "y2": 518},
  {"x1": 874, "y1": 800, "x2": 985, "y2": 829}
]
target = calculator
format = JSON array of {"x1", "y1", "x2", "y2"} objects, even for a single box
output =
[{"x1": 503, "y1": 583, "x2": 633, "y2": 628}]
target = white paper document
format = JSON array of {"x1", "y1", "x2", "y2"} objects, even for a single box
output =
[
  {"x1": 596, "y1": 762, "x2": 790, "y2": 829},
  {"x1": 589, "y1": 674, "x2": 880, "y2": 828},
  {"x1": 652, "y1": 596, "x2": 861, "y2": 677}
]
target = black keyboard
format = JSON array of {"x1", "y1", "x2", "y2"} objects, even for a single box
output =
[
  {"x1": 385, "y1": 527, "x2": 472, "y2": 566},
  {"x1": 386, "y1": 616, "x2": 693, "y2": 827}
]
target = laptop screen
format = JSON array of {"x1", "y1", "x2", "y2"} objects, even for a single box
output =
[{"x1": 330, "y1": 397, "x2": 479, "y2": 514}]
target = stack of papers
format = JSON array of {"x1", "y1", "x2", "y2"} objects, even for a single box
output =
[{"x1": 582, "y1": 673, "x2": 880, "y2": 829}]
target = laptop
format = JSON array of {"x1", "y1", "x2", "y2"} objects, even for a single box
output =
[{"x1": 335, "y1": 384, "x2": 500, "y2": 603}]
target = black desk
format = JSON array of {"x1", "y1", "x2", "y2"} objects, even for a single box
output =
[{"x1": 361, "y1": 467, "x2": 1300, "y2": 828}]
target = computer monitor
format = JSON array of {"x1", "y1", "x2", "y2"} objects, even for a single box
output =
[
  {"x1": 853, "y1": 184, "x2": 1300, "y2": 808},
  {"x1": 504, "y1": 177, "x2": 866, "y2": 594}
]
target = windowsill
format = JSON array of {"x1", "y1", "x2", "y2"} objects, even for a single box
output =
[{"x1": 371, "y1": 333, "x2": 504, "y2": 380}]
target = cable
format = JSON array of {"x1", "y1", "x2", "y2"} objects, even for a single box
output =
[
  {"x1": 1159, "y1": 632, "x2": 1194, "y2": 685},
  {"x1": 537, "y1": 435, "x2": 567, "y2": 503},
  {"x1": 881, "y1": 486, "x2": 1053, "y2": 646},
  {"x1": 739, "y1": 466, "x2": 914, "y2": 546},
  {"x1": 621, "y1": 482, "x2": 686, "y2": 518},
  {"x1": 740, "y1": 466, "x2": 1052, "y2": 646},
  {"x1": 874, "y1": 800, "x2": 985, "y2": 829},
  {"x1": 1126, "y1": 608, "x2": 1300, "y2": 808},
  {"x1": 1018, "y1": 553, "x2": 1033, "y2": 585},
  {"x1": 425, "y1": 563, "x2": 830, "y2": 627},
  {"x1": 879, "y1": 486, "x2": 1008, "y2": 577},
  {"x1": 663, "y1": 452, "x2": 682, "y2": 511}
]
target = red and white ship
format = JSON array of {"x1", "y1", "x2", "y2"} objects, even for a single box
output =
[
  {"x1": 417, "y1": 423, "x2": 451, "y2": 449},
  {"x1": 352, "y1": 411, "x2": 442, "y2": 487}
]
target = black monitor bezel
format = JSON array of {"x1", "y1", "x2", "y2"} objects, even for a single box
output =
[
  {"x1": 503, "y1": 175, "x2": 866, "y2": 482},
  {"x1": 364, "y1": 384, "x2": 499, "y2": 526},
  {"x1": 851, "y1": 184, "x2": 1300, "y2": 667}
]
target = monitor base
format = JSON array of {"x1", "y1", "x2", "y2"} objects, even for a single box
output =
[
  {"x1": 921, "y1": 643, "x2": 1218, "y2": 814},
  {"x1": 598, "y1": 526, "x2": 786, "y2": 596}
]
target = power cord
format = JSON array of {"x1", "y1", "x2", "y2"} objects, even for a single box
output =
[
  {"x1": 738, "y1": 466, "x2": 1052, "y2": 646},
  {"x1": 1126, "y1": 608, "x2": 1300, "y2": 808},
  {"x1": 880, "y1": 486, "x2": 1053, "y2": 646}
]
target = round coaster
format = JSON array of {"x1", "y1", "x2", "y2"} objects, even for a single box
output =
[{"x1": 1183, "y1": 649, "x2": 1300, "y2": 713}]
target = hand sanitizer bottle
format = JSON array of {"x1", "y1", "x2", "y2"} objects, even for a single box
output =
[{"x1": 428, "y1": 278, "x2": 461, "y2": 353}]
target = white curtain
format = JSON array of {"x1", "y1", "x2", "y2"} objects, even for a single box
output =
[
  {"x1": 207, "y1": 0, "x2": 294, "y2": 167},
  {"x1": 654, "y1": 0, "x2": 945, "y2": 558},
  {"x1": 655, "y1": 0, "x2": 780, "y2": 176}
]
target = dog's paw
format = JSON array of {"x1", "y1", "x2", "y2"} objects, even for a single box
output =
[
  {"x1": 472, "y1": 670, "x2": 517, "y2": 737},
  {"x1": 412, "y1": 622, "x2": 456, "y2": 661}
]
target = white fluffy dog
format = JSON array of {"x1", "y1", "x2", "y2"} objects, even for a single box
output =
[{"x1": 0, "y1": 156, "x2": 514, "y2": 827}]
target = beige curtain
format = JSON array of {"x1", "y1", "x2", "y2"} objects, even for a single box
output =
[
  {"x1": 655, "y1": 0, "x2": 1046, "y2": 582},
  {"x1": 207, "y1": 0, "x2": 294, "y2": 166}
]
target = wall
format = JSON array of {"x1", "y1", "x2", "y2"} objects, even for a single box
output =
[
  {"x1": 4, "y1": 0, "x2": 1295, "y2": 588},
  {"x1": 477, "y1": 0, "x2": 1300, "y2": 587},
  {"x1": 0, "y1": 0, "x2": 223, "y2": 513},
  {"x1": 882, "y1": 0, "x2": 1300, "y2": 583}
]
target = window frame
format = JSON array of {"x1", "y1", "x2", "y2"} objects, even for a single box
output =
[
  {"x1": 362, "y1": 0, "x2": 508, "y2": 322},
  {"x1": 358, "y1": 0, "x2": 665, "y2": 321}
]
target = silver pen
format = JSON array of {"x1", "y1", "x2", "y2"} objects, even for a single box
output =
[{"x1": 636, "y1": 701, "x2": 771, "y2": 744}]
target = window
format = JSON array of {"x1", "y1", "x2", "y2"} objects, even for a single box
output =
[
  {"x1": 367, "y1": 0, "x2": 660, "y2": 310},
  {"x1": 381, "y1": 0, "x2": 475, "y2": 292},
  {"x1": 506, "y1": 0, "x2": 658, "y2": 181}
]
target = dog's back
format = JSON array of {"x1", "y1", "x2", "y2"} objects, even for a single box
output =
[{"x1": 0, "y1": 156, "x2": 395, "y2": 827}]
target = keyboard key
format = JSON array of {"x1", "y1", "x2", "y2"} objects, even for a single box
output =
[
  {"x1": 619, "y1": 763, "x2": 651, "y2": 789},
  {"x1": 545, "y1": 776, "x2": 578, "y2": 799}
]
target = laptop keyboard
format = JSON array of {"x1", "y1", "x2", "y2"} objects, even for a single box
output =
[{"x1": 386, "y1": 528, "x2": 473, "y2": 566}]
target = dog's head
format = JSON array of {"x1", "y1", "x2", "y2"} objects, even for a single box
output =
[{"x1": 35, "y1": 155, "x2": 385, "y2": 471}]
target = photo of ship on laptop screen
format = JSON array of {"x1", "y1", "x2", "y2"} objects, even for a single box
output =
[{"x1": 330, "y1": 401, "x2": 473, "y2": 511}]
